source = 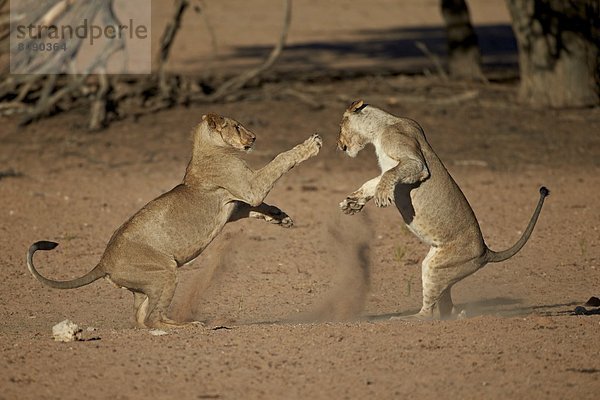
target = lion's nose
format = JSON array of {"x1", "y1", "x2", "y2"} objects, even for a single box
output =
[
  {"x1": 244, "y1": 133, "x2": 256, "y2": 144},
  {"x1": 338, "y1": 143, "x2": 347, "y2": 151}
]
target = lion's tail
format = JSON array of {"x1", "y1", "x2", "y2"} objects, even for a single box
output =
[
  {"x1": 485, "y1": 187, "x2": 549, "y2": 263},
  {"x1": 27, "y1": 241, "x2": 105, "y2": 289}
]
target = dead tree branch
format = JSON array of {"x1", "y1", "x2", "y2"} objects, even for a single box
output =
[
  {"x1": 156, "y1": 0, "x2": 189, "y2": 98},
  {"x1": 202, "y1": 0, "x2": 292, "y2": 102},
  {"x1": 196, "y1": 0, "x2": 218, "y2": 62},
  {"x1": 415, "y1": 41, "x2": 449, "y2": 81},
  {"x1": 1, "y1": 0, "x2": 298, "y2": 128},
  {"x1": 89, "y1": 72, "x2": 110, "y2": 131},
  {"x1": 19, "y1": 74, "x2": 85, "y2": 125}
]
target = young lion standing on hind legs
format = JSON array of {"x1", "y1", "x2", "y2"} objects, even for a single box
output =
[
  {"x1": 27, "y1": 113, "x2": 322, "y2": 328},
  {"x1": 337, "y1": 100, "x2": 549, "y2": 320}
]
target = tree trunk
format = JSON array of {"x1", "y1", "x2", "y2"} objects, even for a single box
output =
[
  {"x1": 506, "y1": 0, "x2": 600, "y2": 107},
  {"x1": 441, "y1": 0, "x2": 484, "y2": 80}
]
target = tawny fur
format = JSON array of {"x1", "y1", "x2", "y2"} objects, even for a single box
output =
[
  {"x1": 27, "y1": 113, "x2": 322, "y2": 328},
  {"x1": 337, "y1": 100, "x2": 549, "y2": 320}
]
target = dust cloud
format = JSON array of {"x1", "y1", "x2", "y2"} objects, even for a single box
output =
[
  {"x1": 170, "y1": 232, "x2": 237, "y2": 323},
  {"x1": 172, "y1": 211, "x2": 374, "y2": 325},
  {"x1": 289, "y1": 211, "x2": 374, "y2": 323}
]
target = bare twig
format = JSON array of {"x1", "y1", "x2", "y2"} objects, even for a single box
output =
[
  {"x1": 89, "y1": 72, "x2": 110, "y2": 131},
  {"x1": 0, "y1": 0, "x2": 10, "y2": 43},
  {"x1": 415, "y1": 41, "x2": 449, "y2": 81},
  {"x1": 196, "y1": 0, "x2": 218, "y2": 60},
  {"x1": 277, "y1": 87, "x2": 323, "y2": 110},
  {"x1": 38, "y1": 0, "x2": 73, "y2": 28},
  {"x1": 202, "y1": 0, "x2": 292, "y2": 102},
  {"x1": 0, "y1": 101, "x2": 29, "y2": 116},
  {"x1": 387, "y1": 89, "x2": 479, "y2": 105},
  {"x1": 21, "y1": 74, "x2": 57, "y2": 123},
  {"x1": 156, "y1": 0, "x2": 189, "y2": 98},
  {"x1": 19, "y1": 74, "x2": 85, "y2": 125},
  {"x1": 15, "y1": 77, "x2": 40, "y2": 102},
  {"x1": 0, "y1": 168, "x2": 24, "y2": 180}
]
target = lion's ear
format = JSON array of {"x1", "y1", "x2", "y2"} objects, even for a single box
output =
[
  {"x1": 202, "y1": 113, "x2": 225, "y2": 130},
  {"x1": 347, "y1": 100, "x2": 366, "y2": 113}
]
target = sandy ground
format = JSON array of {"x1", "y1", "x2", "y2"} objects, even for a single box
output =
[{"x1": 1, "y1": 1, "x2": 600, "y2": 399}]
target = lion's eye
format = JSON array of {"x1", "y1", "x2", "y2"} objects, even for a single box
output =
[{"x1": 235, "y1": 125, "x2": 241, "y2": 135}]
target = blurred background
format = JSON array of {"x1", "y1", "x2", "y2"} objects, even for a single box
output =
[{"x1": 1, "y1": 0, "x2": 598, "y2": 127}]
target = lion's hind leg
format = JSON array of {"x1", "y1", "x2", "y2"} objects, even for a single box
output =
[
  {"x1": 138, "y1": 268, "x2": 190, "y2": 329},
  {"x1": 113, "y1": 260, "x2": 193, "y2": 329},
  {"x1": 133, "y1": 292, "x2": 149, "y2": 328},
  {"x1": 392, "y1": 245, "x2": 484, "y2": 321}
]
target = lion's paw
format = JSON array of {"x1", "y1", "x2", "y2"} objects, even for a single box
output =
[
  {"x1": 339, "y1": 196, "x2": 366, "y2": 215},
  {"x1": 301, "y1": 133, "x2": 322, "y2": 158},
  {"x1": 374, "y1": 184, "x2": 394, "y2": 208},
  {"x1": 266, "y1": 206, "x2": 294, "y2": 228},
  {"x1": 278, "y1": 215, "x2": 294, "y2": 228}
]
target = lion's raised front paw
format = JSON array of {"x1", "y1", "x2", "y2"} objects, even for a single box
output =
[
  {"x1": 302, "y1": 133, "x2": 323, "y2": 158},
  {"x1": 339, "y1": 196, "x2": 366, "y2": 215},
  {"x1": 249, "y1": 207, "x2": 294, "y2": 227},
  {"x1": 374, "y1": 184, "x2": 395, "y2": 208},
  {"x1": 266, "y1": 206, "x2": 294, "y2": 228},
  {"x1": 278, "y1": 215, "x2": 294, "y2": 228}
]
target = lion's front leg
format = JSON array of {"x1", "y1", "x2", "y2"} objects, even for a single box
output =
[
  {"x1": 374, "y1": 173, "x2": 397, "y2": 208},
  {"x1": 340, "y1": 176, "x2": 380, "y2": 215},
  {"x1": 230, "y1": 202, "x2": 294, "y2": 227},
  {"x1": 236, "y1": 134, "x2": 322, "y2": 207},
  {"x1": 374, "y1": 159, "x2": 429, "y2": 208}
]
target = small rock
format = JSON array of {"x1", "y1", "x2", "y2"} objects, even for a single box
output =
[
  {"x1": 149, "y1": 329, "x2": 168, "y2": 336},
  {"x1": 52, "y1": 320, "x2": 83, "y2": 342},
  {"x1": 211, "y1": 326, "x2": 232, "y2": 331},
  {"x1": 584, "y1": 296, "x2": 600, "y2": 307},
  {"x1": 574, "y1": 306, "x2": 588, "y2": 315}
]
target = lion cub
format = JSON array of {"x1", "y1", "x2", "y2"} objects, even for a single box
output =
[
  {"x1": 28, "y1": 113, "x2": 322, "y2": 328},
  {"x1": 337, "y1": 100, "x2": 549, "y2": 320}
]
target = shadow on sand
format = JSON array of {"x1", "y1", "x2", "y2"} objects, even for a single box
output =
[
  {"x1": 227, "y1": 298, "x2": 583, "y2": 327},
  {"x1": 365, "y1": 298, "x2": 583, "y2": 321},
  {"x1": 224, "y1": 24, "x2": 518, "y2": 74}
]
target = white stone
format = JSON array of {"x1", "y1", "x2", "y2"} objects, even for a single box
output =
[
  {"x1": 52, "y1": 320, "x2": 82, "y2": 342},
  {"x1": 149, "y1": 329, "x2": 168, "y2": 336}
]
